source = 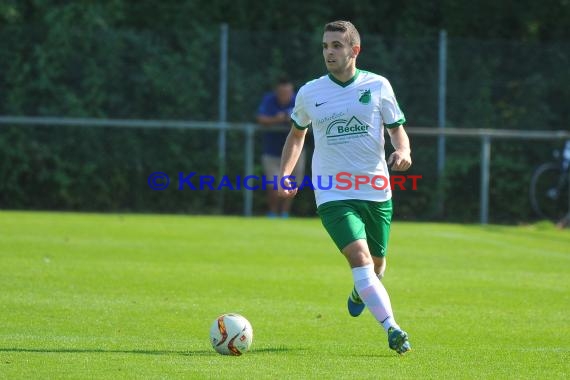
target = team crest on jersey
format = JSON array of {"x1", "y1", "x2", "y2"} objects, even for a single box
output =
[
  {"x1": 358, "y1": 89, "x2": 371, "y2": 104},
  {"x1": 325, "y1": 116, "x2": 369, "y2": 145}
]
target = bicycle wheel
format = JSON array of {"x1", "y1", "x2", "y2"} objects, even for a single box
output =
[{"x1": 529, "y1": 162, "x2": 568, "y2": 221}]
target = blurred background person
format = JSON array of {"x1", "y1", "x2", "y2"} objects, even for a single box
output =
[{"x1": 256, "y1": 77, "x2": 306, "y2": 218}]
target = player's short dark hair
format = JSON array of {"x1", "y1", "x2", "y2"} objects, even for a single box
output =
[{"x1": 324, "y1": 20, "x2": 361, "y2": 47}]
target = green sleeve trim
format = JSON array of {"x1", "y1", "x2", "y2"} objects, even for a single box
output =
[
  {"x1": 385, "y1": 118, "x2": 406, "y2": 129},
  {"x1": 292, "y1": 119, "x2": 310, "y2": 130}
]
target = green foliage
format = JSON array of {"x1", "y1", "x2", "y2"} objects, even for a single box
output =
[{"x1": 0, "y1": 1, "x2": 569, "y2": 221}]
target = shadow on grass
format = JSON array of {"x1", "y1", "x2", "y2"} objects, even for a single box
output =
[
  {"x1": 352, "y1": 353, "x2": 407, "y2": 358},
  {"x1": 0, "y1": 346, "x2": 299, "y2": 356},
  {"x1": 0, "y1": 348, "x2": 208, "y2": 356},
  {"x1": 250, "y1": 346, "x2": 300, "y2": 354}
]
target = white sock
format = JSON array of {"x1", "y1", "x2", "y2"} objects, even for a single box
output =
[{"x1": 352, "y1": 264, "x2": 400, "y2": 332}]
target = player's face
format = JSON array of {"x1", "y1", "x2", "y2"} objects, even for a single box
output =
[{"x1": 322, "y1": 31, "x2": 358, "y2": 75}]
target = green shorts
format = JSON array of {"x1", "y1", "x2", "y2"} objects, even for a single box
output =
[{"x1": 317, "y1": 199, "x2": 393, "y2": 257}]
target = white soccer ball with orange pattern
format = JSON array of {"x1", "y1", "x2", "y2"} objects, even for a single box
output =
[{"x1": 209, "y1": 313, "x2": 253, "y2": 355}]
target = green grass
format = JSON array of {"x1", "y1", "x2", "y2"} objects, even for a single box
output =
[{"x1": 0, "y1": 212, "x2": 569, "y2": 379}]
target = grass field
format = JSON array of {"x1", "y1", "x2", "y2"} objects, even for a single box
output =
[{"x1": 0, "y1": 212, "x2": 569, "y2": 379}]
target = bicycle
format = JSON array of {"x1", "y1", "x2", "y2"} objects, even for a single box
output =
[{"x1": 529, "y1": 140, "x2": 570, "y2": 222}]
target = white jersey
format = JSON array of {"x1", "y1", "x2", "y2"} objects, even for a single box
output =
[{"x1": 291, "y1": 69, "x2": 406, "y2": 207}]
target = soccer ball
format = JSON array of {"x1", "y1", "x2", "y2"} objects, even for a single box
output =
[{"x1": 209, "y1": 313, "x2": 253, "y2": 356}]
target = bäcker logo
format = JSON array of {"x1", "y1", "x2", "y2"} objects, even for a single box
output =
[{"x1": 325, "y1": 116, "x2": 369, "y2": 145}]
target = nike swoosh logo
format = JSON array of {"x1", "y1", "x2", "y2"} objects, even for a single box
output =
[{"x1": 315, "y1": 101, "x2": 328, "y2": 107}]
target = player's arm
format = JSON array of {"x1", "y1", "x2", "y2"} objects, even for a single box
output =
[
  {"x1": 278, "y1": 125, "x2": 307, "y2": 198},
  {"x1": 386, "y1": 125, "x2": 412, "y2": 171}
]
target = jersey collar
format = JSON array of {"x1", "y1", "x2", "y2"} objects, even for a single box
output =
[{"x1": 328, "y1": 69, "x2": 360, "y2": 88}]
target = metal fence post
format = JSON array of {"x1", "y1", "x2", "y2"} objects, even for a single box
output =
[
  {"x1": 436, "y1": 29, "x2": 448, "y2": 217},
  {"x1": 5, "y1": 116, "x2": 570, "y2": 223},
  {"x1": 218, "y1": 23, "x2": 229, "y2": 213},
  {"x1": 480, "y1": 135, "x2": 491, "y2": 224},
  {"x1": 243, "y1": 124, "x2": 255, "y2": 217}
]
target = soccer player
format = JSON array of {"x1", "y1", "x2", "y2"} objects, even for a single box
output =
[
  {"x1": 278, "y1": 20, "x2": 412, "y2": 354},
  {"x1": 257, "y1": 77, "x2": 306, "y2": 218}
]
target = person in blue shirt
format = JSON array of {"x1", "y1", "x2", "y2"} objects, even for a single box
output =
[{"x1": 257, "y1": 77, "x2": 306, "y2": 217}]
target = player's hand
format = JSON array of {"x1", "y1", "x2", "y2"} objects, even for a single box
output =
[
  {"x1": 278, "y1": 176, "x2": 298, "y2": 198},
  {"x1": 387, "y1": 149, "x2": 412, "y2": 171}
]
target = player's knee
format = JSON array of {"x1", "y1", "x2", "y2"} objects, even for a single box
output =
[
  {"x1": 346, "y1": 252, "x2": 373, "y2": 268},
  {"x1": 342, "y1": 240, "x2": 373, "y2": 268}
]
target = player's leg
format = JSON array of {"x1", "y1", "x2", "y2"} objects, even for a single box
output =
[
  {"x1": 317, "y1": 200, "x2": 397, "y2": 330},
  {"x1": 317, "y1": 200, "x2": 410, "y2": 354},
  {"x1": 342, "y1": 240, "x2": 410, "y2": 354},
  {"x1": 348, "y1": 200, "x2": 391, "y2": 315},
  {"x1": 317, "y1": 200, "x2": 392, "y2": 319},
  {"x1": 261, "y1": 154, "x2": 281, "y2": 217},
  {"x1": 342, "y1": 240, "x2": 397, "y2": 331},
  {"x1": 317, "y1": 200, "x2": 366, "y2": 316},
  {"x1": 364, "y1": 199, "x2": 410, "y2": 354},
  {"x1": 347, "y1": 256, "x2": 385, "y2": 317},
  {"x1": 373, "y1": 256, "x2": 387, "y2": 279}
]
